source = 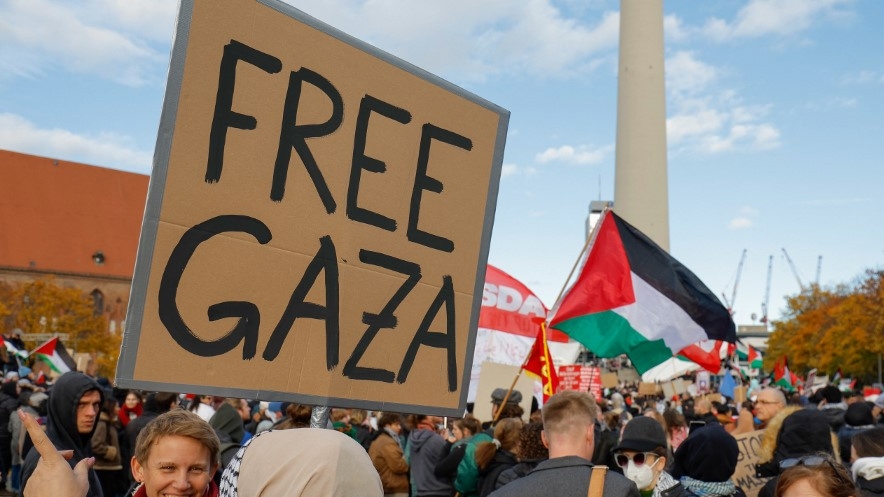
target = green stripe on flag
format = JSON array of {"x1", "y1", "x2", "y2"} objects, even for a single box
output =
[{"x1": 554, "y1": 310, "x2": 674, "y2": 373}]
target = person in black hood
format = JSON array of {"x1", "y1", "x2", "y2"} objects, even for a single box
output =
[
  {"x1": 0, "y1": 380, "x2": 20, "y2": 494},
  {"x1": 20, "y1": 371, "x2": 104, "y2": 497},
  {"x1": 754, "y1": 408, "x2": 837, "y2": 497}
]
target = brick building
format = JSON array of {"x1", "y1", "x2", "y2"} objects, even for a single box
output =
[{"x1": 0, "y1": 149, "x2": 148, "y2": 335}]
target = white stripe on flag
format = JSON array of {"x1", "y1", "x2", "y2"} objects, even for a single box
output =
[{"x1": 612, "y1": 272, "x2": 708, "y2": 352}]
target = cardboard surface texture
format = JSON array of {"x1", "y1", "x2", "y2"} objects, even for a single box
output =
[
  {"x1": 117, "y1": 0, "x2": 508, "y2": 416},
  {"x1": 731, "y1": 430, "x2": 770, "y2": 497},
  {"x1": 473, "y1": 362, "x2": 534, "y2": 425}
]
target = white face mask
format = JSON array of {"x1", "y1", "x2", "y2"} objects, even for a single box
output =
[{"x1": 626, "y1": 458, "x2": 659, "y2": 490}]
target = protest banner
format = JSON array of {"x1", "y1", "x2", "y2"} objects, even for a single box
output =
[
  {"x1": 116, "y1": 0, "x2": 508, "y2": 416},
  {"x1": 557, "y1": 365, "x2": 602, "y2": 400},
  {"x1": 732, "y1": 430, "x2": 770, "y2": 497}
]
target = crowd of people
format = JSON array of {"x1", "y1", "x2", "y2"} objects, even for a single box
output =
[{"x1": 4, "y1": 364, "x2": 883, "y2": 497}]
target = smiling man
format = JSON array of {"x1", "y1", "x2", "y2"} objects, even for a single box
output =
[{"x1": 20, "y1": 371, "x2": 105, "y2": 497}]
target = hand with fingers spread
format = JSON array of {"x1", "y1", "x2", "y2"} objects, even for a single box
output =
[{"x1": 19, "y1": 409, "x2": 93, "y2": 497}]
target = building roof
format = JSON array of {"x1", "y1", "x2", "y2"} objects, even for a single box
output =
[{"x1": 0, "y1": 149, "x2": 148, "y2": 280}]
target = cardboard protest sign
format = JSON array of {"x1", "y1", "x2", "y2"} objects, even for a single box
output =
[
  {"x1": 473, "y1": 362, "x2": 534, "y2": 424},
  {"x1": 732, "y1": 430, "x2": 770, "y2": 497},
  {"x1": 638, "y1": 382, "x2": 658, "y2": 397},
  {"x1": 557, "y1": 365, "x2": 602, "y2": 400},
  {"x1": 661, "y1": 381, "x2": 675, "y2": 399},
  {"x1": 116, "y1": 0, "x2": 508, "y2": 416},
  {"x1": 602, "y1": 372, "x2": 620, "y2": 389}
]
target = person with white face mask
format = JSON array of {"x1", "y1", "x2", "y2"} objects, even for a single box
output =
[{"x1": 612, "y1": 417, "x2": 692, "y2": 497}]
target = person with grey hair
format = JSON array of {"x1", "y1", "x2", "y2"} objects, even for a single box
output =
[{"x1": 755, "y1": 388, "x2": 787, "y2": 429}]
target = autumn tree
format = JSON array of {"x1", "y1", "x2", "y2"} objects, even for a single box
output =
[
  {"x1": 767, "y1": 270, "x2": 884, "y2": 383},
  {"x1": 0, "y1": 277, "x2": 121, "y2": 377}
]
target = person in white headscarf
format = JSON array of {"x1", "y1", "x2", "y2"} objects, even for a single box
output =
[{"x1": 218, "y1": 428, "x2": 383, "y2": 497}]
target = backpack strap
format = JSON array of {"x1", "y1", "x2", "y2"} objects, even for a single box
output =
[{"x1": 587, "y1": 465, "x2": 607, "y2": 497}]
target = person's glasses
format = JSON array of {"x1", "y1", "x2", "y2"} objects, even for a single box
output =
[
  {"x1": 615, "y1": 452, "x2": 656, "y2": 468},
  {"x1": 755, "y1": 400, "x2": 781, "y2": 406}
]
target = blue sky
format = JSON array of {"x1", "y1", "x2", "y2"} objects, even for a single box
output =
[{"x1": 1, "y1": 0, "x2": 882, "y2": 328}]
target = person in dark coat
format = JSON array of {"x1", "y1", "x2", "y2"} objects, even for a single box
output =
[
  {"x1": 611, "y1": 416, "x2": 692, "y2": 497},
  {"x1": 488, "y1": 391, "x2": 639, "y2": 497},
  {"x1": 839, "y1": 402, "x2": 877, "y2": 466},
  {"x1": 475, "y1": 418, "x2": 521, "y2": 497},
  {"x1": 20, "y1": 371, "x2": 104, "y2": 497},
  {"x1": 495, "y1": 421, "x2": 548, "y2": 489},
  {"x1": 406, "y1": 415, "x2": 452, "y2": 497},
  {"x1": 671, "y1": 423, "x2": 746, "y2": 497},
  {"x1": 0, "y1": 380, "x2": 20, "y2": 494},
  {"x1": 754, "y1": 408, "x2": 837, "y2": 497}
]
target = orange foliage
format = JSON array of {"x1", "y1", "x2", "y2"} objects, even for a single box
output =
[
  {"x1": 767, "y1": 270, "x2": 884, "y2": 383},
  {"x1": 0, "y1": 278, "x2": 121, "y2": 377}
]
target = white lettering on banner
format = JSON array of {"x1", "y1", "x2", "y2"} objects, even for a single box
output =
[{"x1": 482, "y1": 284, "x2": 546, "y2": 318}]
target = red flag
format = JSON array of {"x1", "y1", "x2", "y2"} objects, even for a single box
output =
[
  {"x1": 522, "y1": 324, "x2": 559, "y2": 402},
  {"x1": 480, "y1": 265, "x2": 568, "y2": 342},
  {"x1": 677, "y1": 340, "x2": 723, "y2": 374}
]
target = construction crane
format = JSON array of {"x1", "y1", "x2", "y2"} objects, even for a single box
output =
[
  {"x1": 781, "y1": 248, "x2": 804, "y2": 291},
  {"x1": 761, "y1": 255, "x2": 773, "y2": 326},
  {"x1": 721, "y1": 249, "x2": 747, "y2": 315}
]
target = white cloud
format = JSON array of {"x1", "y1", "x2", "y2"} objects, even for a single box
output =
[
  {"x1": 664, "y1": 14, "x2": 689, "y2": 42},
  {"x1": 535, "y1": 144, "x2": 613, "y2": 165},
  {"x1": 666, "y1": 51, "x2": 718, "y2": 95},
  {"x1": 729, "y1": 217, "x2": 754, "y2": 229},
  {"x1": 701, "y1": 0, "x2": 853, "y2": 42},
  {"x1": 729, "y1": 207, "x2": 759, "y2": 229},
  {"x1": 0, "y1": 0, "x2": 172, "y2": 86},
  {"x1": 841, "y1": 70, "x2": 884, "y2": 85},
  {"x1": 287, "y1": 0, "x2": 620, "y2": 81},
  {"x1": 0, "y1": 113, "x2": 152, "y2": 172},
  {"x1": 664, "y1": 51, "x2": 780, "y2": 155},
  {"x1": 501, "y1": 164, "x2": 519, "y2": 178}
]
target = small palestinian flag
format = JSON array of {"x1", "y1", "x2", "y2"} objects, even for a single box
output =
[
  {"x1": 30, "y1": 337, "x2": 77, "y2": 374},
  {"x1": 737, "y1": 342, "x2": 763, "y2": 369},
  {"x1": 548, "y1": 210, "x2": 736, "y2": 373}
]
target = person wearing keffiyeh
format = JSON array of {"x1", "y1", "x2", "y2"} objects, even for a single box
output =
[{"x1": 671, "y1": 423, "x2": 746, "y2": 497}]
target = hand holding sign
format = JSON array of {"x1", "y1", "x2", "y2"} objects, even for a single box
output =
[{"x1": 19, "y1": 409, "x2": 93, "y2": 497}]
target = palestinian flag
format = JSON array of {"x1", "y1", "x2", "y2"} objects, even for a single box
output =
[
  {"x1": 0, "y1": 336, "x2": 28, "y2": 361},
  {"x1": 773, "y1": 356, "x2": 796, "y2": 391},
  {"x1": 736, "y1": 342, "x2": 763, "y2": 369},
  {"x1": 548, "y1": 210, "x2": 736, "y2": 373},
  {"x1": 30, "y1": 337, "x2": 77, "y2": 374}
]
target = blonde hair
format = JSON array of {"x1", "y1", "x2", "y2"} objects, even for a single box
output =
[{"x1": 134, "y1": 409, "x2": 220, "y2": 467}]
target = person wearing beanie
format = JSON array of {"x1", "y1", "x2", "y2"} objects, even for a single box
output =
[
  {"x1": 838, "y1": 402, "x2": 878, "y2": 467},
  {"x1": 611, "y1": 416, "x2": 691, "y2": 497},
  {"x1": 671, "y1": 423, "x2": 746, "y2": 497}
]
